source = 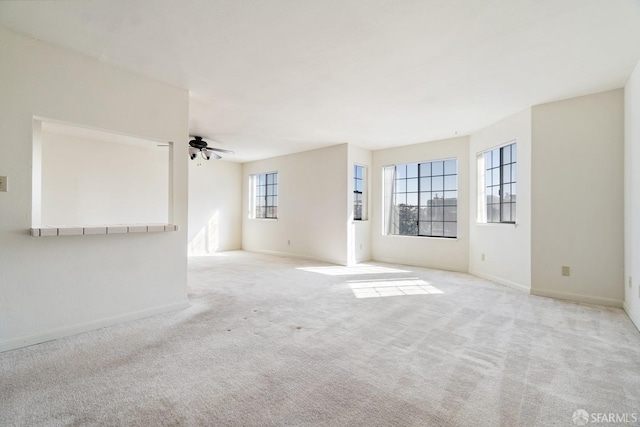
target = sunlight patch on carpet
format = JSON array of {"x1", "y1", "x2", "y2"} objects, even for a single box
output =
[
  {"x1": 297, "y1": 265, "x2": 410, "y2": 276},
  {"x1": 347, "y1": 278, "x2": 444, "y2": 299}
]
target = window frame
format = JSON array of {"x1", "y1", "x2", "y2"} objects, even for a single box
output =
[
  {"x1": 353, "y1": 164, "x2": 366, "y2": 221},
  {"x1": 385, "y1": 158, "x2": 458, "y2": 239},
  {"x1": 251, "y1": 172, "x2": 278, "y2": 219},
  {"x1": 479, "y1": 141, "x2": 516, "y2": 224}
]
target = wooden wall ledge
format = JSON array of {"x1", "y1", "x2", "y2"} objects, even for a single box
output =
[{"x1": 31, "y1": 224, "x2": 179, "y2": 237}]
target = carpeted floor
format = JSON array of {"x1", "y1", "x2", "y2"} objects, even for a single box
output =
[{"x1": 1, "y1": 251, "x2": 639, "y2": 426}]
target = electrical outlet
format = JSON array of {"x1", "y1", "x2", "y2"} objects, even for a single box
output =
[
  {"x1": 0, "y1": 176, "x2": 7, "y2": 192},
  {"x1": 561, "y1": 266, "x2": 570, "y2": 277},
  {"x1": 481, "y1": 253, "x2": 485, "y2": 261},
  {"x1": 287, "y1": 240, "x2": 290, "y2": 246}
]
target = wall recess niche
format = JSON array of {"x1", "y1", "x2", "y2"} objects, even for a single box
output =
[{"x1": 31, "y1": 119, "x2": 176, "y2": 236}]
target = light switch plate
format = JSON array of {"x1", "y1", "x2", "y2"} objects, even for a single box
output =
[{"x1": 0, "y1": 176, "x2": 7, "y2": 192}]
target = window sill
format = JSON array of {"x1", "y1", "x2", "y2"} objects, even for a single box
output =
[
  {"x1": 384, "y1": 234, "x2": 458, "y2": 241},
  {"x1": 30, "y1": 224, "x2": 179, "y2": 237},
  {"x1": 475, "y1": 222, "x2": 518, "y2": 227}
]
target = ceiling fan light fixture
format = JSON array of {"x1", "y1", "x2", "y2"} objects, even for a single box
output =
[{"x1": 188, "y1": 135, "x2": 232, "y2": 161}]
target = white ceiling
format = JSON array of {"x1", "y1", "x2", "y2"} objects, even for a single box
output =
[{"x1": 2, "y1": 0, "x2": 640, "y2": 162}]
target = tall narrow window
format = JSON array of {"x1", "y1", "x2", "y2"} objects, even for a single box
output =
[
  {"x1": 384, "y1": 159, "x2": 457, "y2": 238},
  {"x1": 353, "y1": 164, "x2": 366, "y2": 220},
  {"x1": 481, "y1": 142, "x2": 516, "y2": 223},
  {"x1": 252, "y1": 172, "x2": 278, "y2": 219}
]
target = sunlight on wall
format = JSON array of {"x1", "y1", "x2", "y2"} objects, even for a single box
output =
[
  {"x1": 347, "y1": 277, "x2": 443, "y2": 299},
  {"x1": 207, "y1": 212, "x2": 220, "y2": 253},
  {"x1": 297, "y1": 264, "x2": 410, "y2": 276},
  {"x1": 189, "y1": 227, "x2": 206, "y2": 254},
  {"x1": 188, "y1": 211, "x2": 220, "y2": 255}
]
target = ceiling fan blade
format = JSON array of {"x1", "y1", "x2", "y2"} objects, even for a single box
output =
[
  {"x1": 202, "y1": 149, "x2": 222, "y2": 160},
  {"x1": 205, "y1": 147, "x2": 235, "y2": 154}
]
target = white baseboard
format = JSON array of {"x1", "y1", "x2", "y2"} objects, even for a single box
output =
[
  {"x1": 623, "y1": 302, "x2": 640, "y2": 332},
  {"x1": 246, "y1": 248, "x2": 347, "y2": 266},
  {"x1": 531, "y1": 288, "x2": 623, "y2": 308},
  {"x1": 469, "y1": 270, "x2": 531, "y2": 293},
  {"x1": 371, "y1": 255, "x2": 467, "y2": 274},
  {"x1": 0, "y1": 300, "x2": 190, "y2": 353}
]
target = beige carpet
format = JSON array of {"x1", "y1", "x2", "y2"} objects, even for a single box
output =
[{"x1": 1, "y1": 251, "x2": 639, "y2": 426}]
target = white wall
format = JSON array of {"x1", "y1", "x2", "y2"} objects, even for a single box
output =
[
  {"x1": 531, "y1": 90, "x2": 624, "y2": 307},
  {"x1": 0, "y1": 29, "x2": 189, "y2": 352},
  {"x1": 625, "y1": 62, "x2": 640, "y2": 328},
  {"x1": 41, "y1": 131, "x2": 169, "y2": 226},
  {"x1": 469, "y1": 109, "x2": 532, "y2": 291},
  {"x1": 371, "y1": 136, "x2": 470, "y2": 272},
  {"x1": 348, "y1": 144, "x2": 372, "y2": 265},
  {"x1": 188, "y1": 160, "x2": 242, "y2": 254},
  {"x1": 242, "y1": 144, "x2": 349, "y2": 265}
]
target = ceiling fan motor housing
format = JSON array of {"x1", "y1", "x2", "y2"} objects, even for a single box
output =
[{"x1": 189, "y1": 136, "x2": 208, "y2": 150}]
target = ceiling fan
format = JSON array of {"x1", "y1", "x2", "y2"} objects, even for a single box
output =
[{"x1": 188, "y1": 136, "x2": 234, "y2": 160}]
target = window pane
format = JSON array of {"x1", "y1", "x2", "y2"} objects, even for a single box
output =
[
  {"x1": 432, "y1": 161, "x2": 444, "y2": 175},
  {"x1": 420, "y1": 177, "x2": 431, "y2": 191},
  {"x1": 354, "y1": 165, "x2": 362, "y2": 179},
  {"x1": 490, "y1": 186, "x2": 499, "y2": 200},
  {"x1": 396, "y1": 179, "x2": 406, "y2": 193},
  {"x1": 502, "y1": 165, "x2": 511, "y2": 185},
  {"x1": 485, "y1": 152, "x2": 492, "y2": 169},
  {"x1": 395, "y1": 193, "x2": 406, "y2": 206},
  {"x1": 406, "y1": 163, "x2": 418, "y2": 178},
  {"x1": 444, "y1": 159, "x2": 457, "y2": 175},
  {"x1": 444, "y1": 175, "x2": 457, "y2": 190},
  {"x1": 419, "y1": 207, "x2": 430, "y2": 221},
  {"x1": 510, "y1": 163, "x2": 517, "y2": 183},
  {"x1": 354, "y1": 206, "x2": 362, "y2": 220},
  {"x1": 511, "y1": 183, "x2": 517, "y2": 198},
  {"x1": 444, "y1": 222, "x2": 457, "y2": 237},
  {"x1": 501, "y1": 203, "x2": 512, "y2": 222},
  {"x1": 432, "y1": 206, "x2": 444, "y2": 221},
  {"x1": 511, "y1": 143, "x2": 517, "y2": 162},
  {"x1": 492, "y1": 168, "x2": 500, "y2": 186},
  {"x1": 407, "y1": 178, "x2": 418, "y2": 192},
  {"x1": 512, "y1": 203, "x2": 517, "y2": 222},
  {"x1": 258, "y1": 174, "x2": 265, "y2": 185},
  {"x1": 492, "y1": 149, "x2": 500, "y2": 167},
  {"x1": 502, "y1": 145, "x2": 511, "y2": 164},
  {"x1": 502, "y1": 184, "x2": 512, "y2": 202},
  {"x1": 432, "y1": 176, "x2": 444, "y2": 191},
  {"x1": 419, "y1": 192, "x2": 430, "y2": 207},
  {"x1": 420, "y1": 163, "x2": 431, "y2": 177},
  {"x1": 418, "y1": 222, "x2": 431, "y2": 235},
  {"x1": 355, "y1": 180, "x2": 363, "y2": 192},
  {"x1": 432, "y1": 192, "x2": 444, "y2": 203},
  {"x1": 407, "y1": 192, "x2": 418, "y2": 206},
  {"x1": 431, "y1": 222, "x2": 444, "y2": 236},
  {"x1": 444, "y1": 206, "x2": 457, "y2": 221},
  {"x1": 443, "y1": 191, "x2": 457, "y2": 205},
  {"x1": 396, "y1": 165, "x2": 406, "y2": 179}
]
